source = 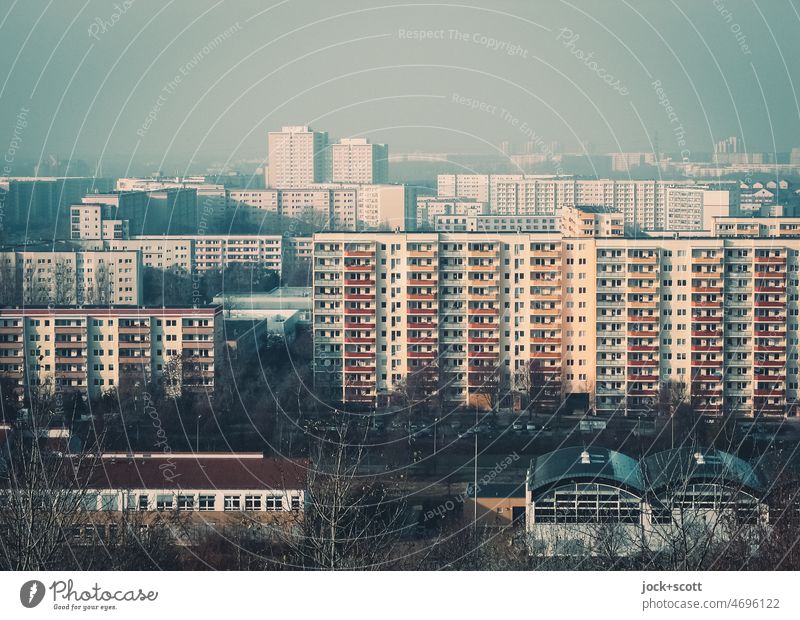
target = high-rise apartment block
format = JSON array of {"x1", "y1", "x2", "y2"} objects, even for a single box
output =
[
  {"x1": 267, "y1": 126, "x2": 329, "y2": 188},
  {"x1": 70, "y1": 203, "x2": 130, "y2": 240},
  {"x1": 313, "y1": 230, "x2": 798, "y2": 418},
  {"x1": 0, "y1": 306, "x2": 221, "y2": 398},
  {"x1": 76, "y1": 234, "x2": 309, "y2": 275},
  {"x1": 331, "y1": 138, "x2": 388, "y2": 184},
  {"x1": 228, "y1": 184, "x2": 411, "y2": 230},
  {"x1": 436, "y1": 174, "x2": 738, "y2": 232},
  {"x1": 0, "y1": 250, "x2": 142, "y2": 305}
]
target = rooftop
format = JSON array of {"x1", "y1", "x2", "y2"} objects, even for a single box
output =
[{"x1": 84, "y1": 454, "x2": 309, "y2": 491}]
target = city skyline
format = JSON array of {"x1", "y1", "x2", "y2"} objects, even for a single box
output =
[{"x1": 1, "y1": 0, "x2": 799, "y2": 174}]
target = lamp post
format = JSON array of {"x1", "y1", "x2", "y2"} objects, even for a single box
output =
[{"x1": 195, "y1": 414, "x2": 201, "y2": 452}]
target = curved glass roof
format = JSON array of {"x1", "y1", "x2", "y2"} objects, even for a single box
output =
[
  {"x1": 643, "y1": 448, "x2": 765, "y2": 494},
  {"x1": 527, "y1": 447, "x2": 645, "y2": 496},
  {"x1": 528, "y1": 447, "x2": 765, "y2": 498}
]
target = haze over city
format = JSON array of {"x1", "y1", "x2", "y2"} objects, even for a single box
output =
[
  {"x1": 4, "y1": 0, "x2": 800, "y2": 610},
  {"x1": 2, "y1": 0, "x2": 799, "y2": 175}
]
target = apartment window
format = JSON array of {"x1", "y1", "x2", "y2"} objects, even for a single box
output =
[
  {"x1": 198, "y1": 495, "x2": 216, "y2": 511},
  {"x1": 100, "y1": 495, "x2": 118, "y2": 512},
  {"x1": 224, "y1": 495, "x2": 241, "y2": 511},
  {"x1": 265, "y1": 495, "x2": 283, "y2": 511},
  {"x1": 138, "y1": 495, "x2": 149, "y2": 511},
  {"x1": 81, "y1": 494, "x2": 98, "y2": 511},
  {"x1": 291, "y1": 496, "x2": 302, "y2": 511},
  {"x1": 156, "y1": 494, "x2": 174, "y2": 511},
  {"x1": 245, "y1": 495, "x2": 262, "y2": 511},
  {"x1": 177, "y1": 495, "x2": 195, "y2": 511}
]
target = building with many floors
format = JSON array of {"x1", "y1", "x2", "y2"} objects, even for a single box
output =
[
  {"x1": 0, "y1": 306, "x2": 221, "y2": 398},
  {"x1": 70, "y1": 203, "x2": 130, "y2": 240},
  {"x1": 331, "y1": 137, "x2": 388, "y2": 184},
  {"x1": 436, "y1": 175, "x2": 738, "y2": 232},
  {"x1": 313, "y1": 230, "x2": 798, "y2": 417},
  {"x1": 267, "y1": 126, "x2": 329, "y2": 188},
  {"x1": 228, "y1": 184, "x2": 412, "y2": 230},
  {"x1": 0, "y1": 249, "x2": 142, "y2": 305}
]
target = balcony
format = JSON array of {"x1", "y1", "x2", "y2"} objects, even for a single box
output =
[
  {"x1": 754, "y1": 256, "x2": 786, "y2": 264},
  {"x1": 755, "y1": 345, "x2": 785, "y2": 353},
  {"x1": 407, "y1": 294, "x2": 437, "y2": 301},
  {"x1": 407, "y1": 307, "x2": 436, "y2": 315},
  {"x1": 407, "y1": 350, "x2": 436, "y2": 359},
  {"x1": 344, "y1": 264, "x2": 373, "y2": 272},
  {"x1": 344, "y1": 337, "x2": 374, "y2": 344},
  {"x1": 407, "y1": 278, "x2": 436, "y2": 286},
  {"x1": 692, "y1": 330, "x2": 721, "y2": 338},
  {"x1": 344, "y1": 365, "x2": 375, "y2": 372},
  {"x1": 692, "y1": 360, "x2": 723, "y2": 367},
  {"x1": 628, "y1": 315, "x2": 658, "y2": 322},
  {"x1": 691, "y1": 346, "x2": 722, "y2": 353},
  {"x1": 407, "y1": 337, "x2": 437, "y2": 344},
  {"x1": 345, "y1": 279, "x2": 375, "y2": 286},
  {"x1": 754, "y1": 315, "x2": 786, "y2": 323},
  {"x1": 530, "y1": 337, "x2": 562, "y2": 345},
  {"x1": 627, "y1": 330, "x2": 657, "y2": 338},
  {"x1": 344, "y1": 351, "x2": 375, "y2": 359},
  {"x1": 692, "y1": 315, "x2": 723, "y2": 323},
  {"x1": 755, "y1": 287, "x2": 786, "y2": 294},
  {"x1": 344, "y1": 294, "x2": 373, "y2": 301},
  {"x1": 345, "y1": 322, "x2": 375, "y2": 330}
]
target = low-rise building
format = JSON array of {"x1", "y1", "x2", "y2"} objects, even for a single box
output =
[{"x1": 526, "y1": 446, "x2": 766, "y2": 556}]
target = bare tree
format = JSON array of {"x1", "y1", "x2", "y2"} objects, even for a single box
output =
[
  {"x1": 0, "y1": 255, "x2": 19, "y2": 305},
  {"x1": 86, "y1": 261, "x2": 112, "y2": 305},
  {"x1": 279, "y1": 423, "x2": 408, "y2": 569},
  {"x1": 0, "y1": 406, "x2": 106, "y2": 570},
  {"x1": 22, "y1": 262, "x2": 48, "y2": 305},
  {"x1": 53, "y1": 259, "x2": 76, "y2": 305}
]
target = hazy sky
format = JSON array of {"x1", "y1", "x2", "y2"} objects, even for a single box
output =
[{"x1": 1, "y1": 0, "x2": 799, "y2": 173}]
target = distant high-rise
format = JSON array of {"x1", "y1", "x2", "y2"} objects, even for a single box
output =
[
  {"x1": 331, "y1": 138, "x2": 388, "y2": 184},
  {"x1": 267, "y1": 126, "x2": 329, "y2": 188},
  {"x1": 714, "y1": 136, "x2": 739, "y2": 154}
]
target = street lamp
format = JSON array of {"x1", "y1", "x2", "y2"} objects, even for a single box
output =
[{"x1": 195, "y1": 414, "x2": 202, "y2": 452}]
